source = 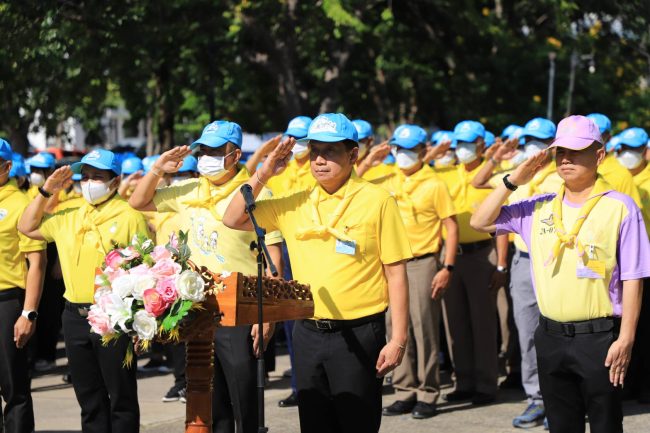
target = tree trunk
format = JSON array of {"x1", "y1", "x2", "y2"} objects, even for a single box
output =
[{"x1": 155, "y1": 66, "x2": 175, "y2": 152}]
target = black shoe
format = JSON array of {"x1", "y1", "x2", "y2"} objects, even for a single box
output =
[
  {"x1": 162, "y1": 386, "x2": 185, "y2": 402},
  {"x1": 382, "y1": 399, "x2": 416, "y2": 416},
  {"x1": 500, "y1": 374, "x2": 523, "y2": 390},
  {"x1": 278, "y1": 391, "x2": 298, "y2": 407},
  {"x1": 472, "y1": 392, "x2": 496, "y2": 405},
  {"x1": 62, "y1": 373, "x2": 72, "y2": 384},
  {"x1": 411, "y1": 402, "x2": 437, "y2": 419},
  {"x1": 282, "y1": 368, "x2": 292, "y2": 378},
  {"x1": 443, "y1": 390, "x2": 474, "y2": 402}
]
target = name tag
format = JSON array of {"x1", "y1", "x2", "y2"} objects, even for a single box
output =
[
  {"x1": 576, "y1": 259, "x2": 606, "y2": 279},
  {"x1": 335, "y1": 239, "x2": 356, "y2": 255}
]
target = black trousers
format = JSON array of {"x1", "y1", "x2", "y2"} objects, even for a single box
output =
[
  {"x1": 535, "y1": 320, "x2": 622, "y2": 433},
  {"x1": 167, "y1": 342, "x2": 186, "y2": 389},
  {"x1": 0, "y1": 290, "x2": 34, "y2": 433},
  {"x1": 293, "y1": 316, "x2": 385, "y2": 433},
  {"x1": 35, "y1": 244, "x2": 65, "y2": 362},
  {"x1": 62, "y1": 307, "x2": 139, "y2": 433},
  {"x1": 212, "y1": 326, "x2": 257, "y2": 433}
]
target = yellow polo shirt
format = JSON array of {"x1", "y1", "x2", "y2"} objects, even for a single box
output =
[
  {"x1": 0, "y1": 180, "x2": 47, "y2": 290},
  {"x1": 446, "y1": 161, "x2": 493, "y2": 244},
  {"x1": 254, "y1": 172, "x2": 412, "y2": 320},
  {"x1": 598, "y1": 154, "x2": 642, "y2": 207},
  {"x1": 374, "y1": 165, "x2": 455, "y2": 256},
  {"x1": 361, "y1": 162, "x2": 394, "y2": 182},
  {"x1": 39, "y1": 195, "x2": 149, "y2": 303},
  {"x1": 633, "y1": 163, "x2": 650, "y2": 234},
  {"x1": 153, "y1": 168, "x2": 283, "y2": 276},
  {"x1": 496, "y1": 177, "x2": 650, "y2": 322},
  {"x1": 267, "y1": 158, "x2": 316, "y2": 197}
]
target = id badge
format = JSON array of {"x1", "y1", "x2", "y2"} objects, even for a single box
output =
[
  {"x1": 576, "y1": 259, "x2": 606, "y2": 279},
  {"x1": 335, "y1": 239, "x2": 356, "y2": 255}
]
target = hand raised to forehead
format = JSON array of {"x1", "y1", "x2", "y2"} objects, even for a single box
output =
[
  {"x1": 155, "y1": 146, "x2": 191, "y2": 174},
  {"x1": 43, "y1": 166, "x2": 73, "y2": 194}
]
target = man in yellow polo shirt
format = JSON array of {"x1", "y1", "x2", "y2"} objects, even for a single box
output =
[
  {"x1": 373, "y1": 124, "x2": 458, "y2": 420},
  {"x1": 18, "y1": 149, "x2": 147, "y2": 433},
  {"x1": 472, "y1": 115, "x2": 650, "y2": 433},
  {"x1": 129, "y1": 120, "x2": 282, "y2": 433},
  {"x1": 0, "y1": 140, "x2": 46, "y2": 433},
  {"x1": 223, "y1": 113, "x2": 412, "y2": 433}
]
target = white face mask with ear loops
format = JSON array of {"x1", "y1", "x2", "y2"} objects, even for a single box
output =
[
  {"x1": 394, "y1": 149, "x2": 420, "y2": 170},
  {"x1": 455, "y1": 143, "x2": 477, "y2": 164},
  {"x1": 81, "y1": 179, "x2": 117, "y2": 205},
  {"x1": 616, "y1": 150, "x2": 643, "y2": 170}
]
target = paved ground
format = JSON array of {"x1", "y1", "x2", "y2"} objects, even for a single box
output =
[{"x1": 32, "y1": 345, "x2": 650, "y2": 433}]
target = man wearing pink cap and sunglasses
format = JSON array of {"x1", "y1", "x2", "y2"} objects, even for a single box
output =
[{"x1": 471, "y1": 115, "x2": 650, "y2": 433}]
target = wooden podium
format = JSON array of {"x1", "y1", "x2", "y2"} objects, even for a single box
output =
[{"x1": 179, "y1": 264, "x2": 314, "y2": 433}]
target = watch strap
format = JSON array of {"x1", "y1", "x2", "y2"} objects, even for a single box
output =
[
  {"x1": 503, "y1": 174, "x2": 518, "y2": 191},
  {"x1": 38, "y1": 187, "x2": 53, "y2": 198}
]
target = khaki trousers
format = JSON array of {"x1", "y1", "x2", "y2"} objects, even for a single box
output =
[
  {"x1": 390, "y1": 255, "x2": 441, "y2": 404},
  {"x1": 444, "y1": 244, "x2": 498, "y2": 395}
]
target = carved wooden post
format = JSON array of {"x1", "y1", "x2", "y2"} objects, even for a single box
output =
[{"x1": 184, "y1": 327, "x2": 216, "y2": 433}]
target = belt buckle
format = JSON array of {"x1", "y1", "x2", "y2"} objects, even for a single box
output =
[
  {"x1": 562, "y1": 323, "x2": 575, "y2": 337},
  {"x1": 315, "y1": 320, "x2": 333, "y2": 331},
  {"x1": 78, "y1": 307, "x2": 89, "y2": 317}
]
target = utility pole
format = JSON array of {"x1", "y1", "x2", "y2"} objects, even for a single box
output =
[{"x1": 547, "y1": 52, "x2": 556, "y2": 120}]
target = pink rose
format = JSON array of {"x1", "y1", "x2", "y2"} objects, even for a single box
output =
[
  {"x1": 129, "y1": 264, "x2": 152, "y2": 276},
  {"x1": 120, "y1": 247, "x2": 140, "y2": 262},
  {"x1": 105, "y1": 250, "x2": 124, "y2": 269},
  {"x1": 169, "y1": 232, "x2": 179, "y2": 249},
  {"x1": 95, "y1": 293, "x2": 114, "y2": 310},
  {"x1": 155, "y1": 277, "x2": 178, "y2": 304},
  {"x1": 104, "y1": 266, "x2": 128, "y2": 282},
  {"x1": 151, "y1": 245, "x2": 172, "y2": 262},
  {"x1": 151, "y1": 258, "x2": 181, "y2": 279},
  {"x1": 87, "y1": 305, "x2": 112, "y2": 336},
  {"x1": 143, "y1": 288, "x2": 171, "y2": 317}
]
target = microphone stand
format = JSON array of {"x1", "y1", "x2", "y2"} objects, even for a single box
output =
[{"x1": 242, "y1": 187, "x2": 277, "y2": 433}]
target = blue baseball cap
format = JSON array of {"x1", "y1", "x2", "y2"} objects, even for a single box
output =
[
  {"x1": 142, "y1": 155, "x2": 160, "y2": 173},
  {"x1": 605, "y1": 134, "x2": 621, "y2": 152},
  {"x1": 384, "y1": 153, "x2": 395, "y2": 164},
  {"x1": 298, "y1": 113, "x2": 358, "y2": 143},
  {"x1": 453, "y1": 120, "x2": 485, "y2": 143},
  {"x1": 618, "y1": 127, "x2": 649, "y2": 149},
  {"x1": 178, "y1": 155, "x2": 198, "y2": 173},
  {"x1": 0, "y1": 139, "x2": 12, "y2": 160},
  {"x1": 29, "y1": 152, "x2": 56, "y2": 169},
  {"x1": 72, "y1": 173, "x2": 82, "y2": 181},
  {"x1": 71, "y1": 149, "x2": 121, "y2": 176},
  {"x1": 390, "y1": 124, "x2": 427, "y2": 149},
  {"x1": 586, "y1": 113, "x2": 612, "y2": 134},
  {"x1": 501, "y1": 124, "x2": 520, "y2": 139},
  {"x1": 484, "y1": 131, "x2": 496, "y2": 148},
  {"x1": 430, "y1": 130, "x2": 442, "y2": 143},
  {"x1": 284, "y1": 116, "x2": 312, "y2": 139},
  {"x1": 9, "y1": 153, "x2": 26, "y2": 177},
  {"x1": 352, "y1": 119, "x2": 373, "y2": 140},
  {"x1": 121, "y1": 157, "x2": 143, "y2": 175},
  {"x1": 191, "y1": 121, "x2": 243, "y2": 150},
  {"x1": 521, "y1": 118, "x2": 556, "y2": 140}
]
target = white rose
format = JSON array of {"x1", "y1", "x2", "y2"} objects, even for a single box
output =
[
  {"x1": 131, "y1": 275, "x2": 157, "y2": 301},
  {"x1": 111, "y1": 274, "x2": 137, "y2": 298},
  {"x1": 176, "y1": 270, "x2": 205, "y2": 302},
  {"x1": 132, "y1": 310, "x2": 157, "y2": 341}
]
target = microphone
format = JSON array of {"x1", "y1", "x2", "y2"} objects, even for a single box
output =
[{"x1": 240, "y1": 184, "x2": 256, "y2": 211}]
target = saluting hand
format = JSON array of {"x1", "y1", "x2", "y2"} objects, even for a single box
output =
[
  {"x1": 507, "y1": 149, "x2": 548, "y2": 186},
  {"x1": 423, "y1": 140, "x2": 451, "y2": 164},
  {"x1": 376, "y1": 340, "x2": 405, "y2": 377},
  {"x1": 257, "y1": 136, "x2": 295, "y2": 183},
  {"x1": 484, "y1": 137, "x2": 502, "y2": 160},
  {"x1": 155, "y1": 146, "x2": 192, "y2": 174},
  {"x1": 43, "y1": 166, "x2": 73, "y2": 194},
  {"x1": 366, "y1": 141, "x2": 391, "y2": 165},
  {"x1": 493, "y1": 138, "x2": 519, "y2": 162},
  {"x1": 258, "y1": 134, "x2": 283, "y2": 157}
]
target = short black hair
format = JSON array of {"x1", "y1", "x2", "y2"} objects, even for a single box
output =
[{"x1": 343, "y1": 139, "x2": 359, "y2": 151}]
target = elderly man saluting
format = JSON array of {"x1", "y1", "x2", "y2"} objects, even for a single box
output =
[
  {"x1": 471, "y1": 115, "x2": 650, "y2": 433},
  {"x1": 223, "y1": 113, "x2": 412, "y2": 433}
]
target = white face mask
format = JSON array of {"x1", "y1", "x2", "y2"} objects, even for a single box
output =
[
  {"x1": 509, "y1": 150, "x2": 528, "y2": 168},
  {"x1": 435, "y1": 152, "x2": 455, "y2": 168},
  {"x1": 81, "y1": 179, "x2": 116, "y2": 205},
  {"x1": 394, "y1": 148, "x2": 420, "y2": 170},
  {"x1": 455, "y1": 143, "x2": 478, "y2": 164},
  {"x1": 291, "y1": 143, "x2": 310, "y2": 159},
  {"x1": 197, "y1": 153, "x2": 234, "y2": 182},
  {"x1": 617, "y1": 150, "x2": 644, "y2": 170},
  {"x1": 524, "y1": 140, "x2": 547, "y2": 158},
  {"x1": 30, "y1": 172, "x2": 45, "y2": 187}
]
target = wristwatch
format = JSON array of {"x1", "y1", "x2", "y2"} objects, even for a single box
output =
[
  {"x1": 502, "y1": 174, "x2": 518, "y2": 191},
  {"x1": 22, "y1": 310, "x2": 38, "y2": 321},
  {"x1": 496, "y1": 265, "x2": 508, "y2": 273},
  {"x1": 38, "y1": 187, "x2": 53, "y2": 198},
  {"x1": 443, "y1": 264, "x2": 455, "y2": 272}
]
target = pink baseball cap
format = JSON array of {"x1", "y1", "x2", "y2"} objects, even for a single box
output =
[{"x1": 549, "y1": 115, "x2": 602, "y2": 151}]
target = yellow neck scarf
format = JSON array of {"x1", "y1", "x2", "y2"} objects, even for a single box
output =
[
  {"x1": 182, "y1": 166, "x2": 250, "y2": 221},
  {"x1": 74, "y1": 196, "x2": 125, "y2": 265},
  {"x1": 0, "y1": 179, "x2": 20, "y2": 203},
  {"x1": 295, "y1": 173, "x2": 364, "y2": 243},
  {"x1": 545, "y1": 176, "x2": 612, "y2": 266}
]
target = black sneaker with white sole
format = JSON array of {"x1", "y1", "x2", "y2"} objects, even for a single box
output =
[{"x1": 162, "y1": 386, "x2": 186, "y2": 402}]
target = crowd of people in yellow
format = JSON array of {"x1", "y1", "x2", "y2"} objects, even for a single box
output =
[{"x1": 0, "y1": 111, "x2": 649, "y2": 433}]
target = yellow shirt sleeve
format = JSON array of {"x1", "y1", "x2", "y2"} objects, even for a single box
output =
[
  {"x1": 153, "y1": 181, "x2": 197, "y2": 213},
  {"x1": 377, "y1": 196, "x2": 413, "y2": 264},
  {"x1": 258, "y1": 186, "x2": 283, "y2": 246},
  {"x1": 19, "y1": 231, "x2": 46, "y2": 253},
  {"x1": 431, "y1": 181, "x2": 456, "y2": 220},
  {"x1": 38, "y1": 209, "x2": 72, "y2": 243}
]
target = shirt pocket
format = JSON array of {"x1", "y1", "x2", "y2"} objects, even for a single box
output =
[{"x1": 339, "y1": 221, "x2": 369, "y2": 258}]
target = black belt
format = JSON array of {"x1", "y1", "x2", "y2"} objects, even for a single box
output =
[
  {"x1": 303, "y1": 311, "x2": 385, "y2": 332},
  {"x1": 457, "y1": 239, "x2": 493, "y2": 255},
  {"x1": 65, "y1": 301, "x2": 92, "y2": 317},
  {"x1": 0, "y1": 288, "x2": 23, "y2": 302},
  {"x1": 517, "y1": 250, "x2": 530, "y2": 259},
  {"x1": 540, "y1": 316, "x2": 620, "y2": 337},
  {"x1": 407, "y1": 252, "x2": 438, "y2": 262}
]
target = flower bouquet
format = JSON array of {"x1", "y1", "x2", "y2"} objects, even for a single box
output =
[{"x1": 89, "y1": 231, "x2": 207, "y2": 366}]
